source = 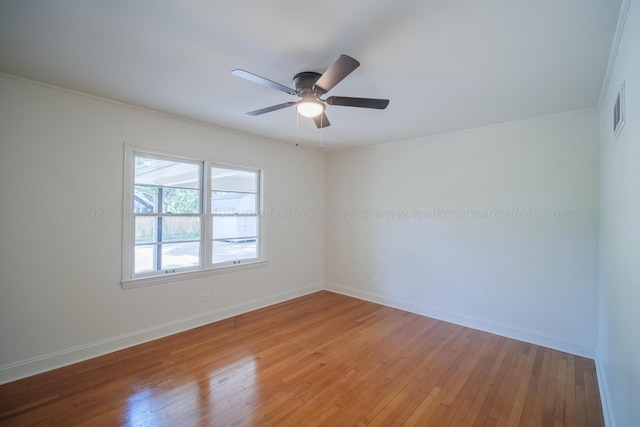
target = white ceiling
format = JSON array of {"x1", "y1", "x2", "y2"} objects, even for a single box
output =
[{"x1": 0, "y1": 0, "x2": 622, "y2": 151}]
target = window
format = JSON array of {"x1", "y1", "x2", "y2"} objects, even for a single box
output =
[
  {"x1": 211, "y1": 166, "x2": 260, "y2": 264},
  {"x1": 122, "y1": 146, "x2": 264, "y2": 287}
]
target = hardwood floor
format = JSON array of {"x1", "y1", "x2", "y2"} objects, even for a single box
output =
[{"x1": 0, "y1": 291, "x2": 604, "y2": 426}]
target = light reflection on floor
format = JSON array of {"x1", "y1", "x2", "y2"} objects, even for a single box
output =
[
  {"x1": 124, "y1": 388, "x2": 164, "y2": 426},
  {"x1": 124, "y1": 355, "x2": 257, "y2": 426}
]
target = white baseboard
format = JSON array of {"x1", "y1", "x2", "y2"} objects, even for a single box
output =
[
  {"x1": 325, "y1": 282, "x2": 597, "y2": 359},
  {"x1": 1, "y1": 281, "x2": 599, "y2": 386},
  {"x1": 595, "y1": 348, "x2": 615, "y2": 427},
  {"x1": 0, "y1": 283, "x2": 323, "y2": 385}
]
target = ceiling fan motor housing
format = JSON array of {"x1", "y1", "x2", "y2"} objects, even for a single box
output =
[{"x1": 293, "y1": 72, "x2": 323, "y2": 96}]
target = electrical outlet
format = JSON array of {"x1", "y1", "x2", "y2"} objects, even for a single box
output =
[{"x1": 199, "y1": 292, "x2": 211, "y2": 302}]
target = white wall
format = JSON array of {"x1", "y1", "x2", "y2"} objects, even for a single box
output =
[
  {"x1": 0, "y1": 75, "x2": 325, "y2": 383},
  {"x1": 598, "y1": 1, "x2": 640, "y2": 426},
  {"x1": 325, "y1": 110, "x2": 600, "y2": 357}
]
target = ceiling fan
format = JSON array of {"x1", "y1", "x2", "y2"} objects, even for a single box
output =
[{"x1": 232, "y1": 54, "x2": 389, "y2": 128}]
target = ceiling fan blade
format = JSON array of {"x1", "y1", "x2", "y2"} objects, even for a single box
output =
[
  {"x1": 232, "y1": 69, "x2": 297, "y2": 95},
  {"x1": 313, "y1": 112, "x2": 331, "y2": 128},
  {"x1": 326, "y1": 96, "x2": 389, "y2": 109},
  {"x1": 314, "y1": 54, "x2": 360, "y2": 94},
  {"x1": 246, "y1": 102, "x2": 296, "y2": 116}
]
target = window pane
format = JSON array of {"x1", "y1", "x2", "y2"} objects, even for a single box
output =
[
  {"x1": 213, "y1": 239, "x2": 258, "y2": 263},
  {"x1": 212, "y1": 215, "x2": 258, "y2": 264},
  {"x1": 134, "y1": 185, "x2": 200, "y2": 215},
  {"x1": 134, "y1": 245, "x2": 156, "y2": 273},
  {"x1": 211, "y1": 167, "x2": 257, "y2": 193},
  {"x1": 134, "y1": 242, "x2": 201, "y2": 273},
  {"x1": 211, "y1": 192, "x2": 256, "y2": 215},
  {"x1": 161, "y1": 242, "x2": 200, "y2": 270},
  {"x1": 135, "y1": 216, "x2": 200, "y2": 243},
  {"x1": 212, "y1": 216, "x2": 258, "y2": 241},
  {"x1": 135, "y1": 216, "x2": 156, "y2": 243},
  {"x1": 136, "y1": 156, "x2": 200, "y2": 188},
  {"x1": 162, "y1": 216, "x2": 200, "y2": 241},
  {"x1": 161, "y1": 187, "x2": 200, "y2": 214},
  {"x1": 134, "y1": 185, "x2": 158, "y2": 214}
]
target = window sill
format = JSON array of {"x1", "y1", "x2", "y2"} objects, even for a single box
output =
[{"x1": 121, "y1": 260, "x2": 268, "y2": 289}]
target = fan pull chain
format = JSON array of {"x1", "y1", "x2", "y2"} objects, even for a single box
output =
[
  {"x1": 295, "y1": 109, "x2": 299, "y2": 147},
  {"x1": 320, "y1": 115, "x2": 324, "y2": 151}
]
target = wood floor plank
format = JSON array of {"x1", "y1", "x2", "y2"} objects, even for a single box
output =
[{"x1": 0, "y1": 291, "x2": 605, "y2": 426}]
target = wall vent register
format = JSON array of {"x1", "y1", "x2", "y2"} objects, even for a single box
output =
[{"x1": 613, "y1": 80, "x2": 625, "y2": 139}]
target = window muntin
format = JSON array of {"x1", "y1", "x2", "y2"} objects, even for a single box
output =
[{"x1": 123, "y1": 148, "x2": 263, "y2": 284}]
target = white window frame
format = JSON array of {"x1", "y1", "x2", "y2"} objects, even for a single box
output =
[{"x1": 121, "y1": 144, "x2": 266, "y2": 289}]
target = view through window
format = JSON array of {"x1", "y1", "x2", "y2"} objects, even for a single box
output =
[{"x1": 124, "y1": 149, "x2": 262, "y2": 283}]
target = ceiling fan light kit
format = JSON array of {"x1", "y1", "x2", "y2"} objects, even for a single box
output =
[
  {"x1": 296, "y1": 100, "x2": 324, "y2": 118},
  {"x1": 232, "y1": 54, "x2": 389, "y2": 128}
]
